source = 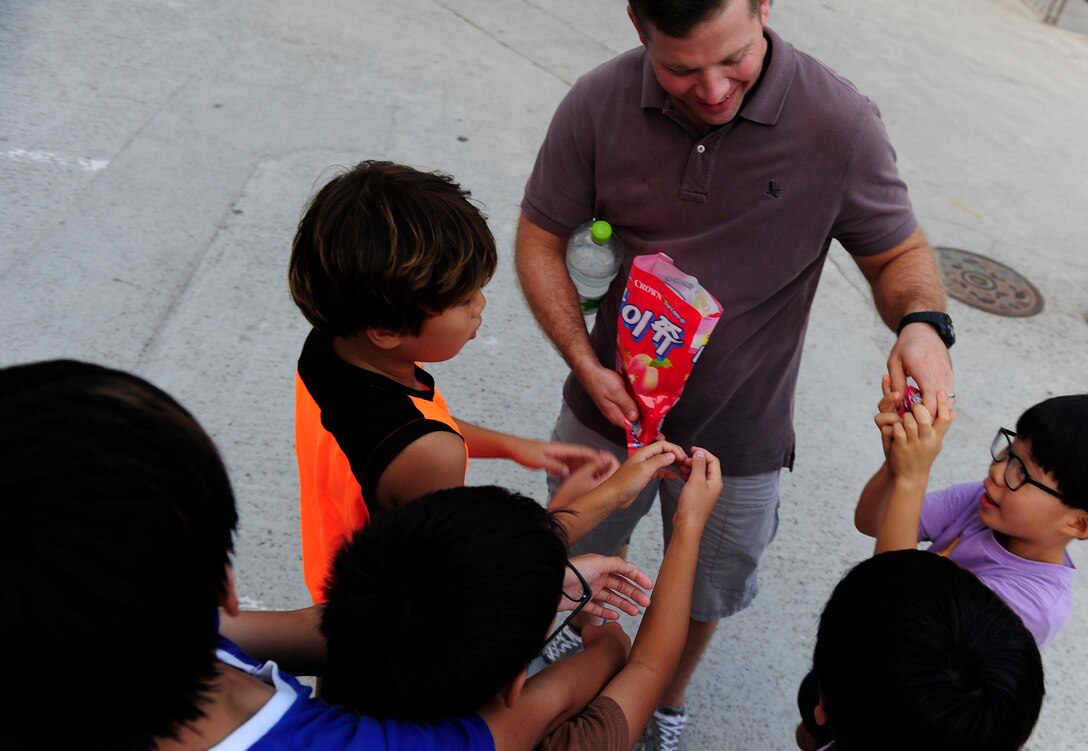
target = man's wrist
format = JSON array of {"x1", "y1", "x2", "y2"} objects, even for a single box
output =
[{"x1": 896, "y1": 311, "x2": 955, "y2": 348}]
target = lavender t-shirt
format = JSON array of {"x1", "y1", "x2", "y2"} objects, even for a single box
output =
[{"x1": 920, "y1": 481, "x2": 1076, "y2": 649}]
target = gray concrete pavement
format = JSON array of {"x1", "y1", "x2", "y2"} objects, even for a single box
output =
[{"x1": 3, "y1": 0, "x2": 1086, "y2": 747}]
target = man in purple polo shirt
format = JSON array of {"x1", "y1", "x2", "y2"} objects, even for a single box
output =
[{"x1": 515, "y1": 2, "x2": 955, "y2": 748}]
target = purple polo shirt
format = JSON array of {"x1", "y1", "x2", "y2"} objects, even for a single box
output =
[{"x1": 523, "y1": 28, "x2": 917, "y2": 474}]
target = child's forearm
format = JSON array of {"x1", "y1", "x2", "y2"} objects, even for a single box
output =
[
  {"x1": 625, "y1": 518, "x2": 700, "y2": 675},
  {"x1": 550, "y1": 483, "x2": 623, "y2": 546},
  {"x1": 855, "y1": 463, "x2": 894, "y2": 536},
  {"x1": 455, "y1": 418, "x2": 517, "y2": 459},
  {"x1": 597, "y1": 516, "x2": 702, "y2": 743},
  {"x1": 532, "y1": 635, "x2": 628, "y2": 732},
  {"x1": 219, "y1": 607, "x2": 327, "y2": 676},
  {"x1": 480, "y1": 629, "x2": 628, "y2": 751},
  {"x1": 874, "y1": 476, "x2": 926, "y2": 554}
]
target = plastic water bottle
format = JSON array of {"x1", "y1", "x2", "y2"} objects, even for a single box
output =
[{"x1": 565, "y1": 219, "x2": 622, "y2": 314}]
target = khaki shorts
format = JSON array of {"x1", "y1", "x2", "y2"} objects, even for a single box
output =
[{"x1": 547, "y1": 405, "x2": 781, "y2": 621}]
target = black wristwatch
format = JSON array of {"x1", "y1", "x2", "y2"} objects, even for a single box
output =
[{"x1": 897, "y1": 312, "x2": 955, "y2": 349}]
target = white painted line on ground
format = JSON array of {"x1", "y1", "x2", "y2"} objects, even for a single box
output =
[{"x1": 4, "y1": 148, "x2": 109, "y2": 172}]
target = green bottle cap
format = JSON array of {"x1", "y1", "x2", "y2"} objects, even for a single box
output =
[{"x1": 590, "y1": 220, "x2": 612, "y2": 245}]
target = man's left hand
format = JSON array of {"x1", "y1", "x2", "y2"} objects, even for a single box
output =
[{"x1": 887, "y1": 323, "x2": 954, "y2": 416}]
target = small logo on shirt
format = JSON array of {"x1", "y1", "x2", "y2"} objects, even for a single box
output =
[{"x1": 765, "y1": 180, "x2": 782, "y2": 199}]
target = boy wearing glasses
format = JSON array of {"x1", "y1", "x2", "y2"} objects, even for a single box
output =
[
  {"x1": 855, "y1": 382, "x2": 1088, "y2": 648},
  {"x1": 319, "y1": 446, "x2": 723, "y2": 751},
  {"x1": 797, "y1": 384, "x2": 1081, "y2": 751}
]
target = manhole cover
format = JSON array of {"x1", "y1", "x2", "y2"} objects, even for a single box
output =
[{"x1": 935, "y1": 247, "x2": 1044, "y2": 317}]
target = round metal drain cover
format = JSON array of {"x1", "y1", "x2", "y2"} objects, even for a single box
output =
[{"x1": 935, "y1": 247, "x2": 1043, "y2": 317}]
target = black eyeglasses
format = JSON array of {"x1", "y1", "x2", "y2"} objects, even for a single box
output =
[
  {"x1": 543, "y1": 561, "x2": 592, "y2": 648},
  {"x1": 989, "y1": 428, "x2": 1070, "y2": 503}
]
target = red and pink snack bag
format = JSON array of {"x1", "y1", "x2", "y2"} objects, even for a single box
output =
[{"x1": 617, "y1": 252, "x2": 723, "y2": 453}]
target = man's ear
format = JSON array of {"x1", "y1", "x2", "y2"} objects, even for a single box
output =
[
  {"x1": 366, "y1": 327, "x2": 404, "y2": 351},
  {"x1": 498, "y1": 666, "x2": 530, "y2": 709},
  {"x1": 627, "y1": 4, "x2": 648, "y2": 46},
  {"x1": 220, "y1": 564, "x2": 240, "y2": 617}
]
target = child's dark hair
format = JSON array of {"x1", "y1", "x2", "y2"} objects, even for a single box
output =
[
  {"x1": 0, "y1": 360, "x2": 238, "y2": 751},
  {"x1": 321, "y1": 485, "x2": 568, "y2": 722},
  {"x1": 289, "y1": 160, "x2": 497, "y2": 338},
  {"x1": 1017, "y1": 394, "x2": 1088, "y2": 510},
  {"x1": 813, "y1": 550, "x2": 1043, "y2": 751}
]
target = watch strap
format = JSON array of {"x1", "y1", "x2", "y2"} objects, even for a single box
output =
[{"x1": 897, "y1": 311, "x2": 955, "y2": 348}]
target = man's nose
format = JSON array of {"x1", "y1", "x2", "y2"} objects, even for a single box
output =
[{"x1": 697, "y1": 70, "x2": 729, "y2": 103}]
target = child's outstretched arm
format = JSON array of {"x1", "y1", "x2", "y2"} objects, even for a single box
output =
[
  {"x1": 855, "y1": 376, "x2": 904, "y2": 536},
  {"x1": 481, "y1": 619, "x2": 632, "y2": 751},
  {"x1": 874, "y1": 391, "x2": 954, "y2": 554},
  {"x1": 219, "y1": 605, "x2": 327, "y2": 676},
  {"x1": 455, "y1": 418, "x2": 601, "y2": 476},
  {"x1": 599, "y1": 448, "x2": 723, "y2": 744},
  {"x1": 548, "y1": 440, "x2": 688, "y2": 545}
]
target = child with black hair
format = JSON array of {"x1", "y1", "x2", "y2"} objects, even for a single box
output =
[
  {"x1": 0, "y1": 359, "x2": 557, "y2": 751},
  {"x1": 809, "y1": 549, "x2": 1044, "y2": 751},
  {"x1": 289, "y1": 160, "x2": 603, "y2": 603},
  {"x1": 797, "y1": 384, "x2": 1085, "y2": 751},
  {"x1": 320, "y1": 446, "x2": 723, "y2": 751},
  {"x1": 857, "y1": 380, "x2": 1088, "y2": 646}
]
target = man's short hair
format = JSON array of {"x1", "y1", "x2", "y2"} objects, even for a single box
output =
[
  {"x1": 813, "y1": 550, "x2": 1044, "y2": 751},
  {"x1": 1016, "y1": 394, "x2": 1088, "y2": 510},
  {"x1": 288, "y1": 160, "x2": 497, "y2": 338},
  {"x1": 321, "y1": 486, "x2": 568, "y2": 722},
  {"x1": 0, "y1": 359, "x2": 238, "y2": 751},
  {"x1": 628, "y1": 0, "x2": 760, "y2": 38}
]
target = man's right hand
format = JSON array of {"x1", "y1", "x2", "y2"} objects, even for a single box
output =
[
  {"x1": 581, "y1": 362, "x2": 640, "y2": 428},
  {"x1": 515, "y1": 213, "x2": 640, "y2": 430}
]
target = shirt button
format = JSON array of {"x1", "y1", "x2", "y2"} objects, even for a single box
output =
[{"x1": 697, "y1": 144, "x2": 706, "y2": 153}]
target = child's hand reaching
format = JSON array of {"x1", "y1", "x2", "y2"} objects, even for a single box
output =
[
  {"x1": 550, "y1": 451, "x2": 621, "y2": 507},
  {"x1": 673, "y1": 447, "x2": 723, "y2": 530},
  {"x1": 509, "y1": 437, "x2": 607, "y2": 476},
  {"x1": 875, "y1": 374, "x2": 903, "y2": 461},
  {"x1": 547, "y1": 441, "x2": 688, "y2": 546},
  {"x1": 580, "y1": 621, "x2": 632, "y2": 664},
  {"x1": 561, "y1": 554, "x2": 654, "y2": 620},
  {"x1": 887, "y1": 390, "x2": 955, "y2": 486},
  {"x1": 602, "y1": 440, "x2": 688, "y2": 510}
]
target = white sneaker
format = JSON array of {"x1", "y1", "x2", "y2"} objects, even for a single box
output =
[
  {"x1": 638, "y1": 705, "x2": 688, "y2": 751},
  {"x1": 542, "y1": 625, "x2": 583, "y2": 664}
]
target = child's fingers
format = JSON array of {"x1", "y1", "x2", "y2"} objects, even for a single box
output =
[
  {"x1": 631, "y1": 440, "x2": 686, "y2": 463},
  {"x1": 692, "y1": 446, "x2": 722, "y2": 486},
  {"x1": 687, "y1": 448, "x2": 707, "y2": 482},
  {"x1": 618, "y1": 562, "x2": 655, "y2": 591},
  {"x1": 908, "y1": 399, "x2": 934, "y2": 429},
  {"x1": 875, "y1": 412, "x2": 901, "y2": 428},
  {"x1": 933, "y1": 390, "x2": 955, "y2": 435},
  {"x1": 900, "y1": 409, "x2": 921, "y2": 439},
  {"x1": 596, "y1": 451, "x2": 620, "y2": 476}
]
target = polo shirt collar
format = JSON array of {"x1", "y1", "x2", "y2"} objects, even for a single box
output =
[{"x1": 639, "y1": 26, "x2": 796, "y2": 127}]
